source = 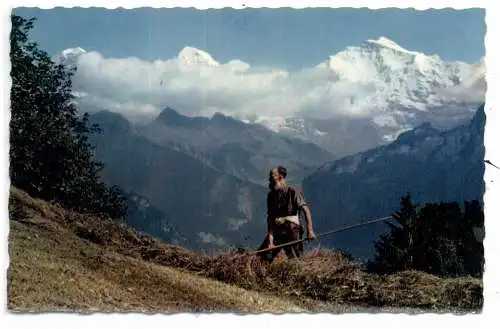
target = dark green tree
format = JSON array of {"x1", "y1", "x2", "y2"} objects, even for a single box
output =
[
  {"x1": 460, "y1": 200, "x2": 484, "y2": 277},
  {"x1": 367, "y1": 192, "x2": 418, "y2": 273},
  {"x1": 368, "y1": 193, "x2": 484, "y2": 278},
  {"x1": 415, "y1": 202, "x2": 464, "y2": 276},
  {"x1": 9, "y1": 14, "x2": 127, "y2": 218}
]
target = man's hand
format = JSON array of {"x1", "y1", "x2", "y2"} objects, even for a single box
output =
[
  {"x1": 267, "y1": 233, "x2": 275, "y2": 249},
  {"x1": 307, "y1": 229, "x2": 317, "y2": 240}
]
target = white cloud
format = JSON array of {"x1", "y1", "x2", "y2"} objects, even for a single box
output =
[{"x1": 63, "y1": 39, "x2": 485, "y2": 124}]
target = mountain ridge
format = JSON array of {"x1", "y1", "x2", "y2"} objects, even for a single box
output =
[
  {"x1": 141, "y1": 106, "x2": 334, "y2": 185},
  {"x1": 302, "y1": 104, "x2": 485, "y2": 259}
]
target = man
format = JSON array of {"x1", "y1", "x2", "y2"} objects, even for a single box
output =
[{"x1": 257, "y1": 166, "x2": 317, "y2": 262}]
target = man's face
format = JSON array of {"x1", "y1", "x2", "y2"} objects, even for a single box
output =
[{"x1": 270, "y1": 170, "x2": 282, "y2": 188}]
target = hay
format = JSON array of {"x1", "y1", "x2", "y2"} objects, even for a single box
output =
[{"x1": 8, "y1": 186, "x2": 483, "y2": 311}]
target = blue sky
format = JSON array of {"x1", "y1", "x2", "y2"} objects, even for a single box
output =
[{"x1": 13, "y1": 7, "x2": 485, "y2": 70}]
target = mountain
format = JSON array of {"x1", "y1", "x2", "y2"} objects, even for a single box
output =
[
  {"x1": 140, "y1": 107, "x2": 334, "y2": 185},
  {"x1": 255, "y1": 116, "x2": 387, "y2": 157},
  {"x1": 88, "y1": 110, "x2": 271, "y2": 251},
  {"x1": 315, "y1": 37, "x2": 484, "y2": 111},
  {"x1": 254, "y1": 37, "x2": 484, "y2": 154},
  {"x1": 177, "y1": 46, "x2": 220, "y2": 67},
  {"x1": 302, "y1": 104, "x2": 485, "y2": 259},
  {"x1": 58, "y1": 37, "x2": 484, "y2": 158}
]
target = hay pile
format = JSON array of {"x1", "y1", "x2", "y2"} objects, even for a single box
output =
[{"x1": 201, "y1": 250, "x2": 483, "y2": 311}]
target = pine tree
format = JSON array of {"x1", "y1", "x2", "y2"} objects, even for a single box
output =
[
  {"x1": 460, "y1": 200, "x2": 484, "y2": 277},
  {"x1": 9, "y1": 14, "x2": 127, "y2": 218},
  {"x1": 368, "y1": 193, "x2": 484, "y2": 278},
  {"x1": 416, "y1": 201, "x2": 464, "y2": 276},
  {"x1": 367, "y1": 192, "x2": 417, "y2": 273}
]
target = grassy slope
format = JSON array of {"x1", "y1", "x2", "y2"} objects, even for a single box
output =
[
  {"x1": 7, "y1": 188, "x2": 304, "y2": 313},
  {"x1": 7, "y1": 187, "x2": 483, "y2": 313}
]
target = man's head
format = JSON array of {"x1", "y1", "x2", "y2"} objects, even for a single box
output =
[{"x1": 269, "y1": 166, "x2": 287, "y2": 190}]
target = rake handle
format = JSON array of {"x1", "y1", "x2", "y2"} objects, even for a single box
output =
[{"x1": 249, "y1": 216, "x2": 393, "y2": 255}]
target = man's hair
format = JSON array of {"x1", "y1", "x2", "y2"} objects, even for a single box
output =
[
  {"x1": 268, "y1": 166, "x2": 288, "y2": 190},
  {"x1": 276, "y1": 166, "x2": 287, "y2": 178}
]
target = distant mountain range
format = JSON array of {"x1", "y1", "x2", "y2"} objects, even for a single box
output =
[
  {"x1": 59, "y1": 36, "x2": 484, "y2": 159},
  {"x1": 255, "y1": 37, "x2": 484, "y2": 151},
  {"x1": 139, "y1": 107, "x2": 333, "y2": 185},
  {"x1": 302, "y1": 104, "x2": 485, "y2": 259}
]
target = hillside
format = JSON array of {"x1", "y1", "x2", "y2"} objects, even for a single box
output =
[
  {"x1": 8, "y1": 187, "x2": 483, "y2": 313},
  {"x1": 303, "y1": 104, "x2": 485, "y2": 259},
  {"x1": 7, "y1": 187, "x2": 304, "y2": 312},
  {"x1": 88, "y1": 110, "x2": 268, "y2": 251},
  {"x1": 124, "y1": 190, "x2": 187, "y2": 245}
]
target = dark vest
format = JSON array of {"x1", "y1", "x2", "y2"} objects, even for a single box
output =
[{"x1": 267, "y1": 186, "x2": 302, "y2": 218}]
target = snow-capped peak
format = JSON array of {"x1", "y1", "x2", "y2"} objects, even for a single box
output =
[
  {"x1": 178, "y1": 46, "x2": 219, "y2": 67},
  {"x1": 313, "y1": 35, "x2": 485, "y2": 112},
  {"x1": 226, "y1": 59, "x2": 251, "y2": 72},
  {"x1": 257, "y1": 37, "x2": 485, "y2": 151},
  {"x1": 317, "y1": 36, "x2": 430, "y2": 74},
  {"x1": 365, "y1": 37, "x2": 417, "y2": 55}
]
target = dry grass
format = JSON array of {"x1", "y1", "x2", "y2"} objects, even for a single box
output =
[
  {"x1": 9, "y1": 220, "x2": 311, "y2": 313},
  {"x1": 201, "y1": 250, "x2": 483, "y2": 312},
  {"x1": 7, "y1": 187, "x2": 483, "y2": 313},
  {"x1": 8, "y1": 187, "x2": 204, "y2": 270},
  {"x1": 7, "y1": 188, "x2": 306, "y2": 313}
]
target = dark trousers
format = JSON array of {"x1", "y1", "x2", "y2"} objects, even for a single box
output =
[{"x1": 258, "y1": 221, "x2": 304, "y2": 262}]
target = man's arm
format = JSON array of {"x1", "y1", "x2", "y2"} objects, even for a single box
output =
[
  {"x1": 267, "y1": 215, "x2": 274, "y2": 245},
  {"x1": 301, "y1": 205, "x2": 316, "y2": 240},
  {"x1": 266, "y1": 193, "x2": 275, "y2": 246},
  {"x1": 295, "y1": 189, "x2": 316, "y2": 240}
]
